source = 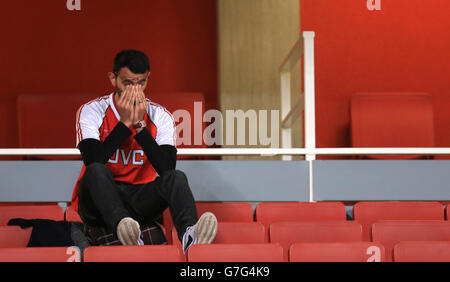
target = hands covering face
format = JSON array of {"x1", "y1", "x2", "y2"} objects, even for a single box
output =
[{"x1": 116, "y1": 85, "x2": 146, "y2": 128}]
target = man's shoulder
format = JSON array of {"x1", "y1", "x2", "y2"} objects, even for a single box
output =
[
  {"x1": 147, "y1": 100, "x2": 175, "y2": 122},
  {"x1": 79, "y1": 94, "x2": 112, "y2": 115},
  {"x1": 82, "y1": 94, "x2": 111, "y2": 107}
]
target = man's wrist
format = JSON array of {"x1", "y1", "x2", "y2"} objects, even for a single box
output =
[{"x1": 120, "y1": 120, "x2": 132, "y2": 128}]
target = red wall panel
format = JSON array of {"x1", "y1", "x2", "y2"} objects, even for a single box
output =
[
  {"x1": 0, "y1": 0, "x2": 217, "y2": 148},
  {"x1": 301, "y1": 0, "x2": 450, "y2": 152}
]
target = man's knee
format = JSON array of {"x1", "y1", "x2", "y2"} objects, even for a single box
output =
[
  {"x1": 79, "y1": 163, "x2": 112, "y2": 195},
  {"x1": 161, "y1": 169, "x2": 189, "y2": 186}
]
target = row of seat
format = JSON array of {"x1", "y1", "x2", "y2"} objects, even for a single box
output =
[
  {"x1": 1, "y1": 241, "x2": 450, "y2": 262},
  {"x1": 1, "y1": 201, "x2": 449, "y2": 242},
  {"x1": 169, "y1": 220, "x2": 450, "y2": 262},
  {"x1": 169, "y1": 221, "x2": 362, "y2": 261},
  {"x1": 163, "y1": 201, "x2": 449, "y2": 243},
  {"x1": 9, "y1": 92, "x2": 443, "y2": 160},
  {"x1": 3, "y1": 218, "x2": 450, "y2": 262}
]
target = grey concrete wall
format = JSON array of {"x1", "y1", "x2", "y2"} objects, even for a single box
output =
[
  {"x1": 0, "y1": 160, "x2": 310, "y2": 202},
  {"x1": 313, "y1": 160, "x2": 450, "y2": 201},
  {"x1": 1, "y1": 160, "x2": 450, "y2": 203}
]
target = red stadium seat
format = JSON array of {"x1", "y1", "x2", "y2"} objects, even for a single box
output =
[
  {"x1": 64, "y1": 205, "x2": 82, "y2": 222},
  {"x1": 83, "y1": 245, "x2": 182, "y2": 262},
  {"x1": 211, "y1": 222, "x2": 265, "y2": 243},
  {"x1": 353, "y1": 201, "x2": 444, "y2": 241},
  {"x1": 187, "y1": 244, "x2": 284, "y2": 262},
  {"x1": 289, "y1": 242, "x2": 385, "y2": 262},
  {"x1": 255, "y1": 202, "x2": 347, "y2": 240},
  {"x1": 0, "y1": 204, "x2": 65, "y2": 226},
  {"x1": 0, "y1": 246, "x2": 81, "y2": 262},
  {"x1": 269, "y1": 221, "x2": 363, "y2": 261},
  {"x1": 164, "y1": 202, "x2": 254, "y2": 244},
  {"x1": 196, "y1": 202, "x2": 254, "y2": 222},
  {"x1": 172, "y1": 222, "x2": 267, "y2": 258},
  {"x1": 0, "y1": 226, "x2": 32, "y2": 248},
  {"x1": 350, "y1": 92, "x2": 435, "y2": 159},
  {"x1": 17, "y1": 94, "x2": 97, "y2": 160},
  {"x1": 372, "y1": 220, "x2": 450, "y2": 262},
  {"x1": 393, "y1": 241, "x2": 450, "y2": 262}
]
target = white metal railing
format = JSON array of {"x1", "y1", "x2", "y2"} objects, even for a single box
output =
[
  {"x1": 279, "y1": 31, "x2": 316, "y2": 162},
  {"x1": 278, "y1": 31, "x2": 316, "y2": 200},
  {"x1": 2, "y1": 148, "x2": 450, "y2": 156}
]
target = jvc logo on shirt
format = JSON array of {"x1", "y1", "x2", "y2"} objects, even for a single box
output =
[{"x1": 108, "y1": 149, "x2": 145, "y2": 166}]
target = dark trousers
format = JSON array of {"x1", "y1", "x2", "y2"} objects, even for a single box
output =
[{"x1": 77, "y1": 163, "x2": 198, "y2": 241}]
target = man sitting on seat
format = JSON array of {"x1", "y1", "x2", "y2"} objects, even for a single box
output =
[{"x1": 71, "y1": 49, "x2": 217, "y2": 252}]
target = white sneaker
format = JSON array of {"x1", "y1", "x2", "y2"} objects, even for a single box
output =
[
  {"x1": 117, "y1": 217, "x2": 143, "y2": 245},
  {"x1": 182, "y1": 212, "x2": 218, "y2": 253}
]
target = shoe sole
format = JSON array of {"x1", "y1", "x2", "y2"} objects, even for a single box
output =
[
  {"x1": 195, "y1": 212, "x2": 218, "y2": 244},
  {"x1": 117, "y1": 218, "x2": 140, "y2": 245}
]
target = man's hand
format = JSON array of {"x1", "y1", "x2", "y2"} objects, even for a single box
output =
[
  {"x1": 116, "y1": 85, "x2": 134, "y2": 127},
  {"x1": 132, "y1": 85, "x2": 147, "y2": 133}
]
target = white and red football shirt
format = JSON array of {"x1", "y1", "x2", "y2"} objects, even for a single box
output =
[{"x1": 71, "y1": 93, "x2": 176, "y2": 210}]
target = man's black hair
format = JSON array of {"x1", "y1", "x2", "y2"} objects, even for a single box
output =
[{"x1": 113, "y1": 49, "x2": 150, "y2": 74}]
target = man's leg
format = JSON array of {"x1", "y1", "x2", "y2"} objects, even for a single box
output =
[
  {"x1": 124, "y1": 170, "x2": 199, "y2": 241},
  {"x1": 77, "y1": 163, "x2": 131, "y2": 231}
]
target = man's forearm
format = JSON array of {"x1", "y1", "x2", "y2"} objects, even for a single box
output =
[
  {"x1": 134, "y1": 127, "x2": 177, "y2": 175},
  {"x1": 78, "y1": 122, "x2": 132, "y2": 166}
]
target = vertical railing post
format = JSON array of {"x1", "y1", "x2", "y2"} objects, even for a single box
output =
[
  {"x1": 303, "y1": 31, "x2": 316, "y2": 202},
  {"x1": 281, "y1": 72, "x2": 292, "y2": 161}
]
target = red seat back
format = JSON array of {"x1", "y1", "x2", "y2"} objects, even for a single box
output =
[
  {"x1": 394, "y1": 241, "x2": 450, "y2": 262},
  {"x1": 289, "y1": 242, "x2": 385, "y2": 262},
  {"x1": 212, "y1": 222, "x2": 266, "y2": 243},
  {"x1": 350, "y1": 92, "x2": 434, "y2": 159},
  {"x1": 372, "y1": 220, "x2": 450, "y2": 262},
  {"x1": 196, "y1": 202, "x2": 254, "y2": 222},
  {"x1": 172, "y1": 222, "x2": 267, "y2": 258},
  {"x1": 0, "y1": 246, "x2": 80, "y2": 262},
  {"x1": 353, "y1": 201, "x2": 444, "y2": 241},
  {"x1": 255, "y1": 202, "x2": 347, "y2": 240},
  {"x1": 187, "y1": 244, "x2": 284, "y2": 262},
  {"x1": 270, "y1": 221, "x2": 363, "y2": 261},
  {"x1": 83, "y1": 245, "x2": 181, "y2": 262},
  {"x1": 164, "y1": 202, "x2": 254, "y2": 244},
  {"x1": 0, "y1": 226, "x2": 32, "y2": 248}
]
